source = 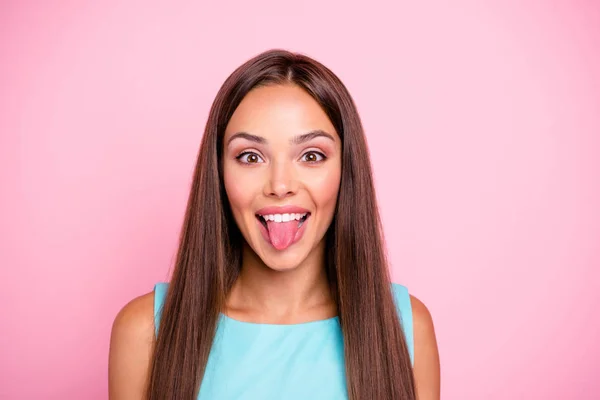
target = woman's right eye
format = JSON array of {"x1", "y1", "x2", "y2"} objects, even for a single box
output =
[{"x1": 236, "y1": 152, "x2": 264, "y2": 164}]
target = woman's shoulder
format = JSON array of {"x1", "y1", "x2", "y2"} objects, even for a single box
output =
[
  {"x1": 405, "y1": 291, "x2": 440, "y2": 399},
  {"x1": 111, "y1": 290, "x2": 156, "y2": 341},
  {"x1": 108, "y1": 290, "x2": 156, "y2": 398},
  {"x1": 389, "y1": 282, "x2": 433, "y2": 328},
  {"x1": 408, "y1": 294, "x2": 434, "y2": 329}
]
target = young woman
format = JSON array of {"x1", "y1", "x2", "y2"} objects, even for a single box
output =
[{"x1": 109, "y1": 49, "x2": 440, "y2": 400}]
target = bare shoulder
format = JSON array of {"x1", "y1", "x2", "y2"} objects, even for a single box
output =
[
  {"x1": 409, "y1": 294, "x2": 441, "y2": 400},
  {"x1": 409, "y1": 295, "x2": 435, "y2": 336},
  {"x1": 108, "y1": 291, "x2": 156, "y2": 399}
]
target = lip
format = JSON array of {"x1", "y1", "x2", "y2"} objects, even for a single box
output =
[{"x1": 255, "y1": 205, "x2": 311, "y2": 216}]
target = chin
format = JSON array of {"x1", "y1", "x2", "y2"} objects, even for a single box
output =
[{"x1": 257, "y1": 245, "x2": 311, "y2": 272}]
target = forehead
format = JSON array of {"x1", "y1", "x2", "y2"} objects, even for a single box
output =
[{"x1": 224, "y1": 84, "x2": 338, "y2": 142}]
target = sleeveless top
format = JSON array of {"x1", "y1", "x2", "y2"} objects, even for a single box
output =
[{"x1": 153, "y1": 282, "x2": 414, "y2": 399}]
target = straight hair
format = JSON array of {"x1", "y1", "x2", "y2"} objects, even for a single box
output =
[{"x1": 147, "y1": 49, "x2": 416, "y2": 400}]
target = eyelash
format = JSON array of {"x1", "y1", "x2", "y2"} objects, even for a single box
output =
[
  {"x1": 300, "y1": 151, "x2": 327, "y2": 163},
  {"x1": 235, "y1": 151, "x2": 327, "y2": 165},
  {"x1": 235, "y1": 152, "x2": 265, "y2": 164}
]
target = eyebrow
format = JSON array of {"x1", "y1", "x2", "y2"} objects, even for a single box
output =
[{"x1": 227, "y1": 129, "x2": 335, "y2": 146}]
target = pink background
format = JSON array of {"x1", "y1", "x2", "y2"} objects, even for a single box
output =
[{"x1": 1, "y1": 1, "x2": 599, "y2": 399}]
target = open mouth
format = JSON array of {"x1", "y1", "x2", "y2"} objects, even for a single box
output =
[
  {"x1": 255, "y1": 212, "x2": 310, "y2": 229},
  {"x1": 254, "y1": 210, "x2": 311, "y2": 250}
]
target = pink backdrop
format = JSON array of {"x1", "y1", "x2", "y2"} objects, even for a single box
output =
[{"x1": 1, "y1": 1, "x2": 599, "y2": 399}]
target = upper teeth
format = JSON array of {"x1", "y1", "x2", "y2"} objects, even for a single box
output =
[{"x1": 260, "y1": 213, "x2": 307, "y2": 222}]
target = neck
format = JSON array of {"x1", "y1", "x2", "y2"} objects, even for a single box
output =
[{"x1": 226, "y1": 241, "x2": 335, "y2": 320}]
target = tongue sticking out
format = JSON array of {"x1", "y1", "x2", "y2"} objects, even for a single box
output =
[{"x1": 266, "y1": 220, "x2": 300, "y2": 250}]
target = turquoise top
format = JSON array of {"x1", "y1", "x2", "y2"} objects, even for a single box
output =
[{"x1": 153, "y1": 282, "x2": 414, "y2": 399}]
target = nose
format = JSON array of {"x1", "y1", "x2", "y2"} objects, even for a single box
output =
[{"x1": 264, "y1": 158, "x2": 298, "y2": 198}]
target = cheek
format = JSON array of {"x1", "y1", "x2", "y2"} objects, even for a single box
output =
[
  {"x1": 309, "y1": 166, "x2": 341, "y2": 212},
  {"x1": 223, "y1": 163, "x2": 254, "y2": 213}
]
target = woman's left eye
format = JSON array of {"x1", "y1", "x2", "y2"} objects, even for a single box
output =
[{"x1": 302, "y1": 151, "x2": 326, "y2": 163}]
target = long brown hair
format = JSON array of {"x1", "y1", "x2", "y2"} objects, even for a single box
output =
[{"x1": 147, "y1": 49, "x2": 416, "y2": 399}]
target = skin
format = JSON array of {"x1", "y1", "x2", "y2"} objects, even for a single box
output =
[
  {"x1": 108, "y1": 84, "x2": 440, "y2": 399},
  {"x1": 222, "y1": 84, "x2": 342, "y2": 323}
]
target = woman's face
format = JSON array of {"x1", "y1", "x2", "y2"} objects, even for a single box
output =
[{"x1": 223, "y1": 84, "x2": 342, "y2": 271}]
